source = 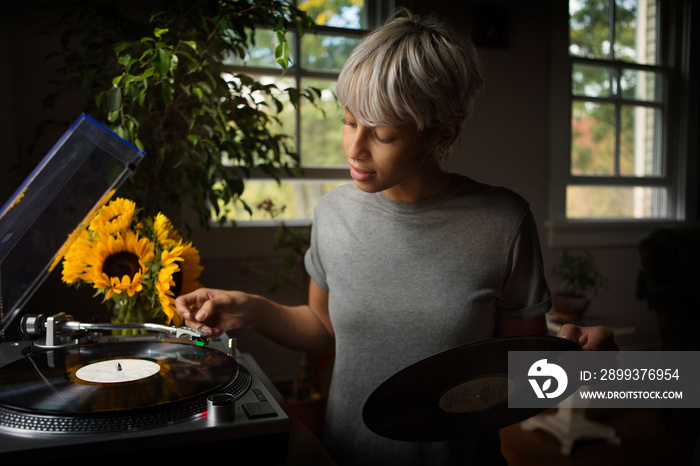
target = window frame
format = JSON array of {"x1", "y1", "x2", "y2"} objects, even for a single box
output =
[
  {"x1": 546, "y1": 0, "x2": 695, "y2": 248},
  {"x1": 218, "y1": 2, "x2": 393, "y2": 226}
]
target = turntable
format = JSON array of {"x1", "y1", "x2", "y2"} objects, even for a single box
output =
[{"x1": 0, "y1": 115, "x2": 291, "y2": 463}]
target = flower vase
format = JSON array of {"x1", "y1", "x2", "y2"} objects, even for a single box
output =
[{"x1": 110, "y1": 299, "x2": 157, "y2": 335}]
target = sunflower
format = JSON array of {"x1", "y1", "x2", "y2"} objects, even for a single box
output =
[
  {"x1": 61, "y1": 229, "x2": 94, "y2": 284},
  {"x1": 156, "y1": 244, "x2": 185, "y2": 325},
  {"x1": 90, "y1": 230, "x2": 155, "y2": 300},
  {"x1": 155, "y1": 240, "x2": 203, "y2": 325},
  {"x1": 177, "y1": 242, "x2": 204, "y2": 295},
  {"x1": 89, "y1": 197, "x2": 136, "y2": 235},
  {"x1": 60, "y1": 198, "x2": 204, "y2": 329},
  {"x1": 153, "y1": 212, "x2": 182, "y2": 248}
]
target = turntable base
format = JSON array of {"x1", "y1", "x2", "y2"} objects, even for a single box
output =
[{"x1": 0, "y1": 337, "x2": 291, "y2": 464}]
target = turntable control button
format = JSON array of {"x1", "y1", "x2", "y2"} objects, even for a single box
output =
[
  {"x1": 242, "y1": 401, "x2": 277, "y2": 419},
  {"x1": 253, "y1": 388, "x2": 267, "y2": 402},
  {"x1": 207, "y1": 393, "x2": 236, "y2": 424}
]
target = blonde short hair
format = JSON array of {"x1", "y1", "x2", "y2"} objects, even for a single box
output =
[{"x1": 337, "y1": 8, "x2": 483, "y2": 136}]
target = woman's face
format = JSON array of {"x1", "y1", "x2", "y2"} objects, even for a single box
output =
[{"x1": 342, "y1": 109, "x2": 441, "y2": 202}]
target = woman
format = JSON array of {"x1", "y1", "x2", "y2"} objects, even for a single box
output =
[{"x1": 176, "y1": 9, "x2": 615, "y2": 465}]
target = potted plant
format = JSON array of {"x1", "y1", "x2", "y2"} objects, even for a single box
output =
[
  {"x1": 550, "y1": 249, "x2": 607, "y2": 322},
  {"x1": 33, "y1": 0, "x2": 320, "y2": 230}
]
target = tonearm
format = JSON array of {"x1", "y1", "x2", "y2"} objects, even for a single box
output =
[{"x1": 20, "y1": 312, "x2": 210, "y2": 349}]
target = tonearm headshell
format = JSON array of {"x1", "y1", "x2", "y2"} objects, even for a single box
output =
[{"x1": 19, "y1": 312, "x2": 210, "y2": 349}]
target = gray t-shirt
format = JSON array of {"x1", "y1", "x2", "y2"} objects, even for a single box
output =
[{"x1": 304, "y1": 174, "x2": 550, "y2": 465}]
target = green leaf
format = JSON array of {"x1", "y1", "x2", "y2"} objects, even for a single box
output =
[
  {"x1": 161, "y1": 81, "x2": 174, "y2": 105},
  {"x1": 182, "y1": 40, "x2": 197, "y2": 52},
  {"x1": 275, "y1": 29, "x2": 290, "y2": 70},
  {"x1": 112, "y1": 73, "x2": 125, "y2": 87},
  {"x1": 117, "y1": 54, "x2": 133, "y2": 67},
  {"x1": 153, "y1": 48, "x2": 171, "y2": 77},
  {"x1": 106, "y1": 87, "x2": 122, "y2": 112},
  {"x1": 187, "y1": 134, "x2": 200, "y2": 146}
]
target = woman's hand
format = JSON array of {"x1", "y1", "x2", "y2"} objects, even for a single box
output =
[
  {"x1": 175, "y1": 280, "x2": 334, "y2": 356},
  {"x1": 175, "y1": 288, "x2": 256, "y2": 339},
  {"x1": 557, "y1": 324, "x2": 619, "y2": 351}
]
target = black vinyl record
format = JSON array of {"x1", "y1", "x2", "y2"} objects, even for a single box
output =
[
  {"x1": 0, "y1": 341, "x2": 240, "y2": 415},
  {"x1": 362, "y1": 335, "x2": 581, "y2": 442}
]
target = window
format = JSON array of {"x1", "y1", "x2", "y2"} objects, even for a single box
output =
[
  {"x1": 219, "y1": 0, "x2": 393, "y2": 224},
  {"x1": 548, "y1": 0, "x2": 693, "y2": 246}
]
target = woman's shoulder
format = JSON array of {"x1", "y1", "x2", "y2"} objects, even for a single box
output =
[{"x1": 453, "y1": 174, "x2": 531, "y2": 210}]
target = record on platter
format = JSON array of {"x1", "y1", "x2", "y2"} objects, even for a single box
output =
[
  {"x1": 362, "y1": 335, "x2": 581, "y2": 442},
  {"x1": 0, "y1": 340, "x2": 243, "y2": 415}
]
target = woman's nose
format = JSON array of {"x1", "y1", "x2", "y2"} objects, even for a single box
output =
[{"x1": 345, "y1": 125, "x2": 371, "y2": 160}]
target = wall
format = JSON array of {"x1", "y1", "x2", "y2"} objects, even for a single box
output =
[{"x1": 2, "y1": 1, "x2": 686, "y2": 382}]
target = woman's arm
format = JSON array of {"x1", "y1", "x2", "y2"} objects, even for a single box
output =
[{"x1": 175, "y1": 278, "x2": 335, "y2": 356}]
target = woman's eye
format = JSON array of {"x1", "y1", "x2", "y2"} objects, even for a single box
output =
[
  {"x1": 342, "y1": 118, "x2": 393, "y2": 143},
  {"x1": 372, "y1": 131, "x2": 393, "y2": 144}
]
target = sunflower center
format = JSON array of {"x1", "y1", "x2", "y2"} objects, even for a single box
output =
[{"x1": 103, "y1": 251, "x2": 140, "y2": 279}]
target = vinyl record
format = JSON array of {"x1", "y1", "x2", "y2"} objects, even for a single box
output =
[
  {"x1": 0, "y1": 341, "x2": 240, "y2": 415},
  {"x1": 362, "y1": 335, "x2": 581, "y2": 442}
]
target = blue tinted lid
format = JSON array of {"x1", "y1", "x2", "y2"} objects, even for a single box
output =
[{"x1": 0, "y1": 114, "x2": 145, "y2": 334}]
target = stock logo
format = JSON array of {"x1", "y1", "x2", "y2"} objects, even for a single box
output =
[{"x1": 528, "y1": 359, "x2": 568, "y2": 399}]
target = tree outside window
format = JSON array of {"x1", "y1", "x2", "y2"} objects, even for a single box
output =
[{"x1": 567, "y1": 0, "x2": 669, "y2": 219}]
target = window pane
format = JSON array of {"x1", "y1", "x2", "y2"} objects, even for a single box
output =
[
  {"x1": 614, "y1": 0, "x2": 659, "y2": 65},
  {"x1": 619, "y1": 105, "x2": 661, "y2": 176},
  {"x1": 571, "y1": 100, "x2": 616, "y2": 175},
  {"x1": 620, "y1": 68, "x2": 662, "y2": 102},
  {"x1": 220, "y1": 73, "x2": 297, "y2": 166},
  {"x1": 572, "y1": 63, "x2": 614, "y2": 97},
  {"x1": 566, "y1": 185, "x2": 668, "y2": 218},
  {"x1": 298, "y1": 0, "x2": 365, "y2": 29},
  {"x1": 223, "y1": 29, "x2": 292, "y2": 68},
  {"x1": 300, "y1": 79, "x2": 346, "y2": 167},
  {"x1": 570, "y1": 0, "x2": 611, "y2": 59},
  {"x1": 614, "y1": 0, "x2": 639, "y2": 61},
  {"x1": 301, "y1": 33, "x2": 362, "y2": 72},
  {"x1": 570, "y1": 1, "x2": 659, "y2": 64},
  {"x1": 221, "y1": 179, "x2": 350, "y2": 222}
]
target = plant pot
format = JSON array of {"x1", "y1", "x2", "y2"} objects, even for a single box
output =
[{"x1": 551, "y1": 293, "x2": 591, "y2": 322}]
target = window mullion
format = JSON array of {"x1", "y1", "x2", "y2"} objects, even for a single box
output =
[
  {"x1": 294, "y1": 29, "x2": 302, "y2": 159},
  {"x1": 609, "y1": 0, "x2": 616, "y2": 60},
  {"x1": 614, "y1": 67, "x2": 622, "y2": 176},
  {"x1": 567, "y1": 175, "x2": 669, "y2": 186}
]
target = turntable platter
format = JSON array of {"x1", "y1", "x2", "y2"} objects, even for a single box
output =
[
  {"x1": 0, "y1": 341, "x2": 240, "y2": 414},
  {"x1": 0, "y1": 340, "x2": 252, "y2": 433}
]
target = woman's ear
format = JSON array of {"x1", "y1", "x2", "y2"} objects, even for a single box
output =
[{"x1": 429, "y1": 118, "x2": 462, "y2": 150}]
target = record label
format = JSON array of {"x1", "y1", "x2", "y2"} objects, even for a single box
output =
[
  {"x1": 75, "y1": 358, "x2": 161, "y2": 383},
  {"x1": 438, "y1": 375, "x2": 511, "y2": 413}
]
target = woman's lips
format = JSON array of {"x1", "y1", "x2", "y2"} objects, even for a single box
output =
[{"x1": 350, "y1": 165, "x2": 376, "y2": 182}]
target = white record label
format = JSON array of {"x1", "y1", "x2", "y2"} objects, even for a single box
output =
[
  {"x1": 75, "y1": 358, "x2": 161, "y2": 383},
  {"x1": 438, "y1": 376, "x2": 512, "y2": 413}
]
